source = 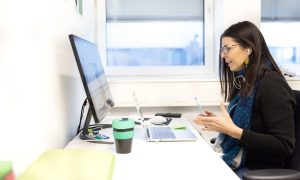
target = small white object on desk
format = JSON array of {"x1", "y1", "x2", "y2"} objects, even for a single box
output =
[{"x1": 148, "y1": 115, "x2": 167, "y2": 124}]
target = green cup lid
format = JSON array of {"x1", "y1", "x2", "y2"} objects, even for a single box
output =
[{"x1": 112, "y1": 118, "x2": 135, "y2": 129}]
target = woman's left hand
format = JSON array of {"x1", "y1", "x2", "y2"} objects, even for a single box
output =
[{"x1": 193, "y1": 102, "x2": 243, "y2": 139}]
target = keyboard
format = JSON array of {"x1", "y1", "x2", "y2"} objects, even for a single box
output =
[{"x1": 148, "y1": 127, "x2": 176, "y2": 139}]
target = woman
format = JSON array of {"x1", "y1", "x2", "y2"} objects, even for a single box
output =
[{"x1": 194, "y1": 21, "x2": 296, "y2": 178}]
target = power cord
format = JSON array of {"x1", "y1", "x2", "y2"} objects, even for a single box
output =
[
  {"x1": 76, "y1": 98, "x2": 112, "y2": 135},
  {"x1": 76, "y1": 98, "x2": 88, "y2": 135}
]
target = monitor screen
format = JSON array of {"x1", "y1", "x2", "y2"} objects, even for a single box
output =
[{"x1": 69, "y1": 34, "x2": 114, "y2": 139}]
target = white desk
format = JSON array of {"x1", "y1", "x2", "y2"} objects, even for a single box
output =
[{"x1": 66, "y1": 117, "x2": 239, "y2": 180}]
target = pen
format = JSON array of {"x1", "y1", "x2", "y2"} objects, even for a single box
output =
[{"x1": 194, "y1": 97, "x2": 207, "y2": 115}]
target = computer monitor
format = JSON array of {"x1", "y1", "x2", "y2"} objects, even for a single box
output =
[{"x1": 69, "y1": 34, "x2": 114, "y2": 140}]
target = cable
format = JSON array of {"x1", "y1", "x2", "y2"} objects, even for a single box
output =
[
  {"x1": 228, "y1": 103, "x2": 238, "y2": 114},
  {"x1": 233, "y1": 75, "x2": 245, "y2": 89},
  {"x1": 78, "y1": 124, "x2": 112, "y2": 134},
  {"x1": 76, "y1": 98, "x2": 112, "y2": 135},
  {"x1": 88, "y1": 124, "x2": 112, "y2": 132},
  {"x1": 76, "y1": 98, "x2": 88, "y2": 135}
]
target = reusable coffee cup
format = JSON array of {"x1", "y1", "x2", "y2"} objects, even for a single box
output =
[{"x1": 112, "y1": 118, "x2": 135, "y2": 154}]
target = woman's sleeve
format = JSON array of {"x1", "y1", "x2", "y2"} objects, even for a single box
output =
[{"x1": 240, "y1": 74, "x2": 296, "y2": 155}]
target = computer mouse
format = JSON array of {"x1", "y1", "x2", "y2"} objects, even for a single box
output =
[{"x1": 149, "y1": 116, "x2": 167, "y2": 125}]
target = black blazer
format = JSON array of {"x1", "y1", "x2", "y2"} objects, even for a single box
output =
[{"x1": 240, "y1": 71, "x2": 296, "y2": 169}]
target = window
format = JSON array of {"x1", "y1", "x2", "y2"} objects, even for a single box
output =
[
  {"x1": 261, "y1": 0, "x2": 300, "y2": 73},
  {"x1": 104, "y1": 0, "x2": 215, "y2": 78}
]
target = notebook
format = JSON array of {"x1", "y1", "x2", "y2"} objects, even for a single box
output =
[
  {"x1": 132, "y1": 92, "x2": 198, "y2": 142},
  {"x1": 19, "y1": 149, "x2": 115, "y2": 180}
]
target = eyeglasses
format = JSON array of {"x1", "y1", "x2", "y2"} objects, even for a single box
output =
[{"x1": 220, "y1": 44, "x2": 240, "y2": 54}]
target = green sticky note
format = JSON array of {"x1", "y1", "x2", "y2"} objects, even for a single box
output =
[{"x1": 174, "y1": 126, "x2": 187, "y2": 130}]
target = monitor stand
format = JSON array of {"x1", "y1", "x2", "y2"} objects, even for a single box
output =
[
  {"x1": 79, "y1": 107, "x2": 93, "y2": 140},
  {"x1": 79, "y1": 107, "x2": 113, "y2": 144}
]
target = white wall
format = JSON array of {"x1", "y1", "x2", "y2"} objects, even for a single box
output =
[{"x1": 0, "y1": 0, "x2": 96, "y2": 175}]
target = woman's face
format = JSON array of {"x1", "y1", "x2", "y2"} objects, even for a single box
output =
[{"x1": 221, "y1": 37, "x2": 249, "y2": 72}]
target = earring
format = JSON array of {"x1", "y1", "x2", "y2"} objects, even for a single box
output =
[{"x1": 244, "y1": 58, "x2": 249, "y2": 65}]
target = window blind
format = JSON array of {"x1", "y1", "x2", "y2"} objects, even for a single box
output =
[
  {"x1": 262, "y1": 0, "x2": 300, "y2": 21},
  {"x1": 106, "y1": 0, "x2": 203, "y2": 21}
]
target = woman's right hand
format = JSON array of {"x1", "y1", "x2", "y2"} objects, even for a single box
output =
[{"x1": 201, "y1": 110, "x2": 216, "y2": 117}]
